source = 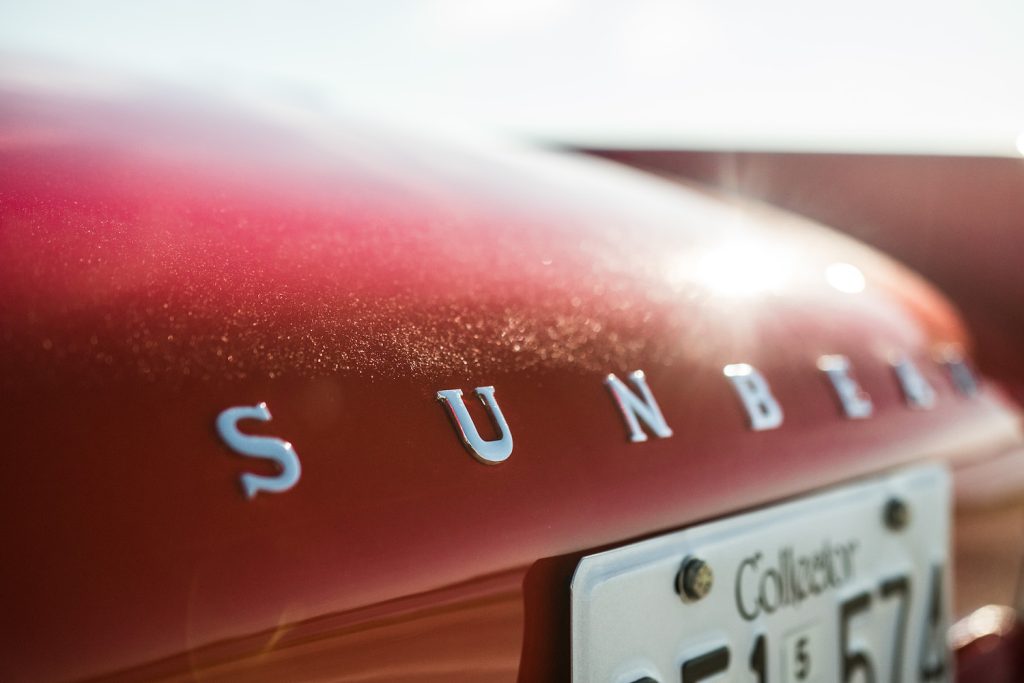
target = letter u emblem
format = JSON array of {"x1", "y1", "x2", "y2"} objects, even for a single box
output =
[{"x1": 436, "y1": 386, "x2": 513, "y2": 464}]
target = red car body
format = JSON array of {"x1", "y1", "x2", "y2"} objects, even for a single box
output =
[
  {"x1": 1, "y1": 72, "x2": 1022, "y2": 681},
  {"x1": 590, "y1": 150, "x2": 1024, "y2": 408}
]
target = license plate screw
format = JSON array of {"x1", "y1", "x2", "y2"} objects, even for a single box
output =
[
  {"x1": 884, "y1": 497, "x2": 910, "y2": 531},
  {"x1": 677, "y1": 557, "x2": 714, "y2": 601}
]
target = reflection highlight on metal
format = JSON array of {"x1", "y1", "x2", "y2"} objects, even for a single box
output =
[
  {"x1": 723, "y1": 363, "x2": 783, "y2": 431},
  {"x1": 436, "y1": 386, "x2": 514, "y2": 464},
  {"x1": 604, "y1": 370, "x2": 673, "y2": 443},
  {"x1": 892, "y1": 355, "x2": 936, "y2": 409},
  {"x1": 215, "y1": 402, "x2": 301, "y2": 499},
  {"x1": 818, "y1": 355, "x2": 873, "y2": 419}
]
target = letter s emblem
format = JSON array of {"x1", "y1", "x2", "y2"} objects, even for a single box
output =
[{"x1": 216, "y1": 402, "x2": 301, "y2": 499}]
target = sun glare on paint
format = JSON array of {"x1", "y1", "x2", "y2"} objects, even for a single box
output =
[
  {"x1": 686, "y1": 243, "x2": 794, "y2": 298},
  {"x1": 825, "y1": 262, "x2": 866, "y2": 294}
]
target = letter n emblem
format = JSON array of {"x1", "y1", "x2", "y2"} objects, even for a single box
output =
[{"x1": 604, "y1": 370, "x2": 673, "y2": 443}]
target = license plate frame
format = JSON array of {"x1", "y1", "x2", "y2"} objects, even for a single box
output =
[{"x1": 570, "y1": 465, "x2": 951, "y2": 683}]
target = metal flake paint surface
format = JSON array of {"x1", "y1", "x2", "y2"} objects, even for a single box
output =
[{"x1": 0, "y1": 67, "x2": 1021, "y2": 682}]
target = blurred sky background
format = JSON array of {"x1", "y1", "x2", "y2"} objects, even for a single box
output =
[{"x1": 2, "y1": 0, "x2": 1024, "y2": 154}]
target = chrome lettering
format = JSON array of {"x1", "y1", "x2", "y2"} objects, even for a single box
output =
[
  {"x1": 940, "y1": 348, "x2": 979, "y2": 397},
  {"x1": 216, "y1": 403, "x2": 301, "y2": 499},
  {"x1": 436, "y1": 386, "x2": 514, "y2": 464},
  {"x1": 892, "y1": 355, "x2": 936, "y2": 409},
  {"x1": 603, "y1": 370, "x2": 673, "y2": 443},
  {"x1": 819, "y1": 355, "x2": 873, "y2": 419},
  {"x1": 723, "y1": 363, "x2": 783, "y2": 431}
]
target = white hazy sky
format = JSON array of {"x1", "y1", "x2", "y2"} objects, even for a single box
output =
[{"x1": 2, "y1": 0, "x2": 1024, "y2": 154}]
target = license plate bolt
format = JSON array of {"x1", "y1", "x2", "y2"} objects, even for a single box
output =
[
  {"x1": 884, "y1": 497, "x2": 910, "y2": 531},
  {"x1": 677, "y1": 557, "x2": 714, "y2": 601}
]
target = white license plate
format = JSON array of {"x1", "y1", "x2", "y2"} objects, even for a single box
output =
[{"x1": 571, "y1": 465, "x2": 951, "y2": 683}]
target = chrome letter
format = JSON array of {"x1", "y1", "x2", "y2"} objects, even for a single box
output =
[
  {"x1": 892, "y1": 355, "x2": 936, "y2": 409},
  {"x1": 437, "y1": 386, "x2": 513, "y2": 464},
  {"x1": 724, "y1": 363, "x2": 784, "y2": 431},
  {"x1": 604, "y1": 370, "x2": 673, "y2": 443},
  {"x1": 216, "y1": 403, "x2": 301, "y2": 499},
  {"x1": 940, "y1": 347, "x2": 979, "y2": 397},
  {"x1": 818, "y1": 355, "x2": 873, "y2": 419}
]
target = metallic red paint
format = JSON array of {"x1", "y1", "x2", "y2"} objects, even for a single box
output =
[{"x1": 1, "y1": 73, "x2": 1021, "y2": 681}]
